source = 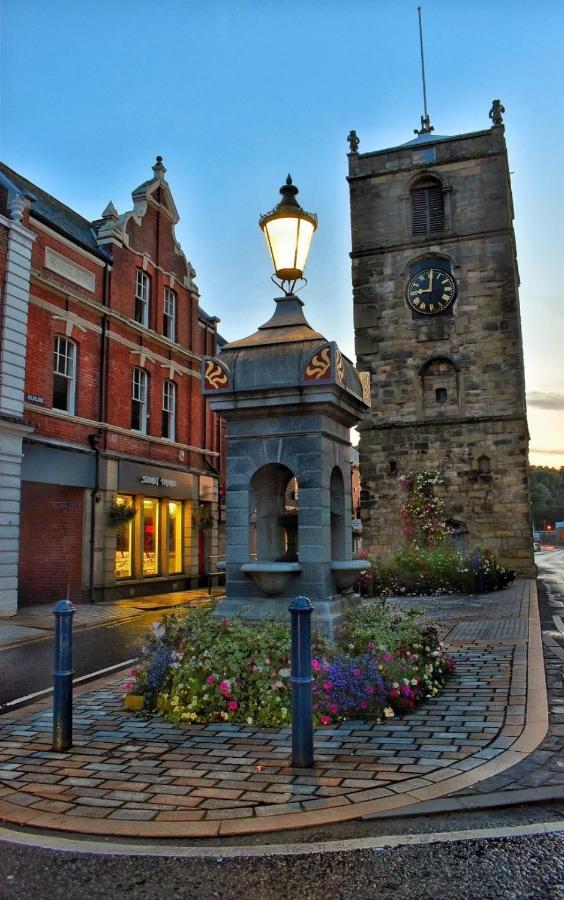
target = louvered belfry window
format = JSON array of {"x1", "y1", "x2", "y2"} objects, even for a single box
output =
[{"x1": 411, "y1": 178, "x2": 445, "y2": 235}]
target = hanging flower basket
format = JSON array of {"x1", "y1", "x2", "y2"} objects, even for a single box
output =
[
  {"x1": 109, "y1": 499, "x2": 135, "y2": 529},
  {"x1": 193, "y1": 506, "x2": 213, "y2": 531}
]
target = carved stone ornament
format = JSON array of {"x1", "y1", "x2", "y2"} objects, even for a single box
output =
[
  {"x1": 347, "y1": 130, "x2": 360, "y2": 153},
  {"x1": 304, "y1": 346, "x2": 332, "y2": 381},
  {"x1": 203, "y1": 358, "x2": 230, "y2": 390},
  {"x1": 358, "y1": 371, "x2": 372, "y2": 407},
  {"x1": 336, "y1": 349, "x2": 345, "y2": 385},
  {"x1": 489, "y1": 99, "x2": 505, "y2": 126}
]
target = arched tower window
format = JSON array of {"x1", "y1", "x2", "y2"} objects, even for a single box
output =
[{"x1": 411, "y1": 176, "x2": 445, "y2": 236}]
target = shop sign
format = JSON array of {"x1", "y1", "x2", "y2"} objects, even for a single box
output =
[
  {"x1": 119, "y1": 461, "x2": 197, "y2": 499},
  {"x1": 139, "y1": 475, "x2": 177, "y2": 488},
  {"x1": 26, "y1": 393, "x2": 44, "y2": 405}
]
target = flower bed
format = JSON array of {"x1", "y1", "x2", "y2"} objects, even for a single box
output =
[
  {"x1": 125, "y1": 602, "x2": 455, "y2": 728},
  {"x1": 358, "y1": 546, "x2": 515, "y2": 597}
]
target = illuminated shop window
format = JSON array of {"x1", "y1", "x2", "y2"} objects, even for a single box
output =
[
  {"x1": 143, "y1": 498, "x2": 159, "y2": 576},
  {"x1": 114, "y1": 495, "x2": 134, "y2": 578},
  {"x1": 167, "y1": 501, "x2": 183, "y2": 573}
]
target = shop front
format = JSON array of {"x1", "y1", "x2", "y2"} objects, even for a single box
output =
[{"x1": 105, "y1": 461, "x2": 218, "y2": 601}]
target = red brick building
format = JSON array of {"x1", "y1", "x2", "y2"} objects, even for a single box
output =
[{"x1": 0, "y1": 157, "x2": 224, "y2": 612}]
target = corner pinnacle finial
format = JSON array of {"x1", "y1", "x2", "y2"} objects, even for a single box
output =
[
  {"x1": 153, "y1": 155, "x2": 167, "y2": 179},
  {"x1": 347, "y1": 130, "x2": 360, "y2": 153},
  {"x1": 414, "y1": 6, "x2": 434, "y2": 136},
  {"x1": 286, "y1": 174, "x2": 292, "y2": 185},
  {"x1": 489, "y1": 99, "x2": 505, "y2": 127}
]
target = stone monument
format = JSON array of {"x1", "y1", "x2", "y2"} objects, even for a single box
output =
[{"x1": 203, "y1": 177, "x2": 370, "y2": 636}]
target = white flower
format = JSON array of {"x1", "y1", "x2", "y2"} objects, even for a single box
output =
[
  {"x1": 383, "y1": 707, "x2": 395, "y2": 718},
  {"x1": 278, "y1": 668, "x2": 291, "y2": 679}
]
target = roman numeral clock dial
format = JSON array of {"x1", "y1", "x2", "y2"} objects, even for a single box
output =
[{"x1": 406, "y1": 268, "x2": 457, "y2": 315}]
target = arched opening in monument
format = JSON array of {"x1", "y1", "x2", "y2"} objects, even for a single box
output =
[
  {"x1": 330, "y1": 466, "x2": 346, "y2": 560},
  {"x1": 447, "y1": 519, "x2": 468, "y2": 554},
  {"x1": 249, "y1": 464, "x2": 299, "y2": 563}
]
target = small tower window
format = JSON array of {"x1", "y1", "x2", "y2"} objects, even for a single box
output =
[
  {"x1": 435, "y1": 388, "x2": 447, "y2": 403},
  {"x1": 388, "y1": 460, "x2": 398, "y2": 476},
  {"x1": 478, "y1": 455, "x2": 491, "y2": 474},
  {"x1": 411, "y1": 177, "x2": 445, "y2": 236}
]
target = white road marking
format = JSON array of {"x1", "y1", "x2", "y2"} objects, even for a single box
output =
[
  {"x1": 0, "y1": 821, "x2": 562, "y2": 859},
  {"x1": 2, "y1": 659, "x2": 137, "y2": 708}
]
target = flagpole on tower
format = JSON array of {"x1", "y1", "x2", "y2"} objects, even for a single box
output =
[{"x1": 415, "y1": 6, "x2": 434, "y2": 135}]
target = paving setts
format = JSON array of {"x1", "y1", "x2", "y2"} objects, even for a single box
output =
[{"x1": 0, "y1": 579, "x2": 551, "y2": 837}]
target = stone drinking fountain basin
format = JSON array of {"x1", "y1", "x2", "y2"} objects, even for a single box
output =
[
  {"x1": 330, "y1": 560, "x2": 368, "y2": 592},
  {"x1": 240, "y1": 562, "x2": 303, "y2": 596}
]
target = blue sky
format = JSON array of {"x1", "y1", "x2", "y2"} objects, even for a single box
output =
[{"x1": 2, "y1": 0, "x2": 563, "y2": 465}]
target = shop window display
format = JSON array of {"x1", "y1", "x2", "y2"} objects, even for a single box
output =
[
  {"x1": 143, "y1": 498, "x2": 160, "y2": 576},
  {"x1": 168, "y1": 501, "x2": 183, "y2": 573},
  {"x1": 114, "y1": 495, "x2": 134, "y2": 578}
]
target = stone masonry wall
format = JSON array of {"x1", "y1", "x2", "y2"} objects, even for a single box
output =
[{"x1": 349, "y1": 126, "x2": 534, "y2": 574}]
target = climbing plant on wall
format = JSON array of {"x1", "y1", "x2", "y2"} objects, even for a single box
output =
[{"x1": 398, "y1": 469, "x2": 450, "y2": 550}]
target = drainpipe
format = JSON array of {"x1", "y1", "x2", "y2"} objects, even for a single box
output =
[{"x1": 87, "y1": 262, "x2": 111, "y2": 603}]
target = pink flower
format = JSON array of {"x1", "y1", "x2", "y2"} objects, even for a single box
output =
[
  {"x1": 382, "y1": 652, "x2": 393, "y2": 663},
  {"x1": 366, "y1": 686, "x2": 374, "y2": 695},
  {"x1": 206, "y1": 675, "x2": 215, "y2": 685},
  {"x1": 124, "y1": 682, "x2": 133, "y2": 692},
  {"x1": 320, "y1": 715, "x2": 331, "y2": 726},
  {"x1": 219, "y1": 680, "x2": 230, "y2": 693},
  {"x1": 367, "y1": 642, "x2": 375, "y2": 650},
  {"x1": 228, "y1": 700, "x2": 238, "y2": 710},
  {"x1": 329, "y1": 704, "x2": 339, "y2": 715},
  {"x1": 311, "y1": 659, "x2": 321, "y2": 671},
  {"x1": 129, "y1": 668, "x2": 138, "y2": 677},
  {"x1": 360, "y1": 701, "x2": 368, "y2": 710},
  {"x1": 389, "y1": 688, "x2": 399, "y2": 699},
  {"x1": 323, "y1": 682, "x2": 333, "y2": 691}
]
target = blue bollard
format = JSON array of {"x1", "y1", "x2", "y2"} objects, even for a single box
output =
[
  {"x1": 288, "y1": 595, "x2": 314, "y2": 768},
  {"x1": 53, "y1": 599, "x2": 75, "y2": 752}
]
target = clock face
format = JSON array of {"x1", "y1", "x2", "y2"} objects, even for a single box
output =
[{"x1": 406, "y1": 268, "x2": 457, "y2": 315}]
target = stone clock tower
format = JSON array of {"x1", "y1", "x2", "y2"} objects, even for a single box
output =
[{"x1": 347, "y1": 104, "x2": 534, "y2": 573}]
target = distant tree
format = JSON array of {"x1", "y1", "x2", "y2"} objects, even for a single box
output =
[{"x1": 530, "y1": 466, "x2": 564, "y2": 528}]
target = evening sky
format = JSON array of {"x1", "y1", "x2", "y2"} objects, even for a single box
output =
[{"x1": 2, "y1": 0, "x2": 562, "y2": 464}]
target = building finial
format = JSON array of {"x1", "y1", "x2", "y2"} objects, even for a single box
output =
[
  {"x1": 347, "y1": 130, "x2": 360, "y2": 153},
  {"x1": 152, "y1": 155, "x2": 167, "y2": 179},
  {"x1": 101, "y1": 201, "x2": 118, "y2": 220},
  {"x1": 414, "y1": 6, "x2": 434, "y2": 136},
  {"x1": 489, "y1": 99, "x2": 505, "y2": 127}
]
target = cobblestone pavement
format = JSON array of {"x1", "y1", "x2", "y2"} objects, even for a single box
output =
[{"x1": 0, "y1": 579, "x2": 554, "y2": 837}]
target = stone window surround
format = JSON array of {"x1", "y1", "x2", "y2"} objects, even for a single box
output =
[
  {"x1": 401, "y1": 170, "x2": 453, "y2": 239},
  {"x1": 53, "y1": 334, "x2": 77, "y2": 415},
  {"x1": 135, "y1": 269, "x2": 151, "y2": 327},
  {"x1": 131, "y1": 366, "x2": 149, "y2": 433}
]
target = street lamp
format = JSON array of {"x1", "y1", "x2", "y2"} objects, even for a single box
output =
[{"x1": 259, "y1": 175, "x2": 317, "y2": 295}]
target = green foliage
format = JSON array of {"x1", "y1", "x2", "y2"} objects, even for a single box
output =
[
  {"x1": 128, "y1": 602, "x2": 455, "y2": 728},
  {"x1": 399, "y1": 469, "x2": 450, "y2": 549},
  {"x1": 363, "y1": 546, "x2": 514, "y2": 597},
  {"x1": 530, "y1": 465, "x2": 564, "y2": 527}
]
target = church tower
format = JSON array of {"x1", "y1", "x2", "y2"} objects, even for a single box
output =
[{"x1": 347, "y1": 103, "x2": 534, "y2": 574}]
